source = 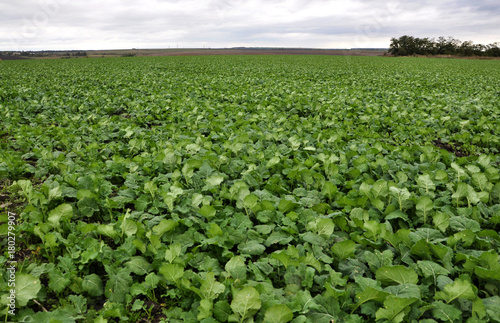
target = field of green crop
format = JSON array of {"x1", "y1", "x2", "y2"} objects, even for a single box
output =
[{"x1": 1, "y1": 55, "x2": 500, "y2": 322}]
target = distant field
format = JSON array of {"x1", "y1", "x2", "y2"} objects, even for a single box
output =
[
  {"x1": 2, "y1": 48, "x2": 387, "y2": 60},
  {"x1": 86, "y1": 48, "x2": 387, "y2": 58},
  {"x1": 1, "y1": 55, "x2": 499, "y2": 322}
]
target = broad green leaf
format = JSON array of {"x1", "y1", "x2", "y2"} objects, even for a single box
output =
[
  {"x1": 410, "y1": 228, "x2": 446, "y2": 243},
  {"x1": 192, "y1": 193, "x2": 204, "y2": 208},
  {"x1": 375, "y1": 266, "x2": 418, "y2": 285},
  {"x1": 272, "y1": 251, "x2": 300, "y2": 269},
  {"x1": 452, "y1": 182, "x2": 468, "y2": 206},
  {"x1": 48, "y1": 203, "x2": 73, "y2": 227},
  {"x1": 473, "y1": 251, "x2": 500, "y2": 281},
  {"x1": 197, "y1": 299, "x2": 213, "y2": 321},
  {"x1": 477, "y1": 155, "x2": 491, "y2": 167},
  {"x1": 389, "y1": 186, "x2": 411, "y2": 211},
  {"x1": 363, "y1": 220, "x2": 384, "y2": 240},
  {"x1": 24, "y1": 308, "x2": 78, "y2": 323},
  {"x1": 472, "y1": 298, "x2": 487, "y2": 320},
  {"x1": 126, "y1": 256, "x2": 153, "y2": 275},
  {"x1": 144, "y1": 273, "x2": 160, "y2": 289},
  {"x1": 44, "y1": 232, "x2": 58, "y2": 248},
  {"x1": 152, "y1": 219, "x2": 177, "y2": 237},
  {"x1": 300, "y1": 231, "x2": 326, "y2": 246},
  {"x1": 322, "y1": 182, "x2": 338, "y2": 200},
  {"x1": 68, "y1": 294, "x2": 87, "y2": 314},
  {"x1": 78, "y1": 197, "x2": 100, "y2": 217},
  {"x1": 16, "y1": 274, "x2": 41, "y2": 307},
  {"x1": 466, "y1": 164, "x2": 481, "y2": 174},
  {"x1": 206, "y1": 175, "x2": 224, "y2": 187},
  {"x1": 207, "y1": 223, "x2": 223, "y2": 238},
  {"x1": 214, "y1": 301, "x2": 232, "y2": 322},
  {"x1": 239, "y1": 240, "x2": 266, "y2": 255},
  {"x1": 144, "y1": 181, "x2": 158, "y2": 196},
  {"x1": 331, "y1": 240, "x2": 356, "y2": 260},
  {"x1": 386, "y1": 210, "x2": 409, "y2": 222},
  {"x1": 371, "y1": 198, "x2": 385, "y2": 211},
  {"x1": 417, "y1": 261, "x2": 450, "y2": 281},
  {"x1": 230, "y1": 286, "x2": 261, "y2": 320},
  {"x1": 266, "y1": 156, "x2": 281, "y2": 168},
  {"x1": 105, "y1": 267, "x2": 132, "y2": 303},
  {"x1": 165, "y1": 243, "x2": 182, "y2": 263},
  {"x1": 82, "y1": 274, "x2": 103, "y2": 296},
  {"x1": 364, "y1": 250, "x2": 394, "y2": 271},
  {"x1": 120, "y1": 219, "x2": 137, "y2": 237},
  {"x1": 435, "y1": 278, "x2": 476, "y2": 303},
  {"x1": 265, "y1": 230, "x2": 293, "y2": 246},
  {"x1": 17, "y1": 179, "x2": 33, "y2": 201},
  {"x1": 317, "y1": 218, "x2": 335, "y2": 237},
  {"x1": 472, "y1": 173, "x2": 490, "y2": 192},
  {"x1": 159, "y1": 263, "x2": 184, "y2": 284},
  {"x1": 97, "y1": 224, "x2": 119, "y2": 239},
  {"x1": 48, "y1": 185, "x2": 62, "y2": 202},
  {"x1": 492, "y1": 183, "x2": 500, "y2": 203},
  {"x1": 433, "y1": 212, "x2": 449, "y2": 232},
  {"x1": 372, "y1": 180, "x2": 389, "y2": 199},
  {"x1": 278, "y1": 198, "x2": 298, "y2": 213},
  {"x1": 395, "y1": 171, "x2": 408, "y2": 183},
  {"x1": 288, "y1": 135, "x2": 301, "y2": 150},
  {"x1": 466, "y1": 184, "x2": 480, "y2": 206},
  {"x1": 305, "y1": 294, "x2": 340, "y2": 322},
  {"x1": 48, "y1": 269, "x2": 70, "y2": 293},
  {"x1": 225, "y1": 256, "x2": 247, "y2": 280},
  {"x1": 359, "y1": 182, "x2": 373, "y2": 199},
  {"x1": 384, "y1": 284, "x2": 421, "y2": 299},
  {"x1": 264, "y1": 304, "x2": 294, "y2": 323},
  {"x1": 163, "y1": 195, "x2": 175, "y2": 211},
  {"x1": 199, "y1": 205, "x2": 217, "y2": 220},
  {"x1": 417, "y1": 174, "x2": 436, "y2": 193},
  {"x1": 483, "y1": 296, "x2": 500, "y2": 322},
  {"x1": 375, "y1": 296, "x2": 417, "y2": 323},
  {"x1": 451, "y1": 163, "x2": 467, "y2": 180},
  {"x1": 131, "y1": 298, "x2": 145, "y2": 311},
  {"x1": 431, "y1": 301, "x2": 462, "y2": 322},
  {"x1": 300, "y1": 253, "x2": 323, "y2": 273},
  {"x1": 416, "y1": 196, "x2": 433, "y2": 224},
  {"x1": 352, "y1": 286, "x2": 389, "y2": 312},
  {"x1": 243, "y1": 194, "x2": 259, "y2": 211},
  {"x1": 200, "y1": 272, "x2": 225, "y2": 300},
  {"x1": 449, "y1": 217, "x2": 481, "y2": 233}
]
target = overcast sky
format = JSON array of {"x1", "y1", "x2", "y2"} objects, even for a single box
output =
[{"x1": 1, "y1": 0, "x2": 499, "y2": 51}]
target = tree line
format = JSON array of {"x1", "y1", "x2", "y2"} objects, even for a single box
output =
[{"x1": 388, "y1": 35, "x2": 500, "y2": 57}]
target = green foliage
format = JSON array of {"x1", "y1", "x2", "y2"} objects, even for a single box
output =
[
  {"x1": 389, "y1": 35, "x2": 500, "y2": 57},
  {"x1": 230, "y1": 286, "x2": 261, "y2": 321},
  {"x1": 0, "y1": 55, "x2": 499, "y2": 322},
  {"x1": 15, "y1": 274, "x2": 42, "y2": 307},
  {"x1": 264, "y1": 304, "x2": 293, "y2": 323}
]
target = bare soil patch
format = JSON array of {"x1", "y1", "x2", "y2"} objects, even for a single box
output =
[
  {"x1": 136, "y1": 48, "x2": 385, "y2": 57},
  {"x1": 433, "y1": 138, "x2": 469, "y2": 157},
  {"x1": 0, "y1": 55, "x2": 28, "y2": 60},
  {"x1": 13, "y1": 48, "x2": 387, "y2": 59}
]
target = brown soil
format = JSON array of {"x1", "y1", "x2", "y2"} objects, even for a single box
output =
[
  {"x1": 135, "y1": 48, "x2": 385, "y2": 57},
  {"x1": 0, "y1": 55, "x2": 28, "y2": 60},
  {"x1": 433, "y1": 139, "x2": 469, "y2": 157},
  {"x1": 10, "y1": 48, "x2": 387, "y2": 60},
  {"x1": 137, "y1": 300, "x2": 167, "y2": 323}
]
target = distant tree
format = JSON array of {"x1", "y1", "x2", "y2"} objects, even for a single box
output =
[
  {"x1": 458, "y1": 41, "x2": 475, "y2": 56},
  {"x1": 485, "y1": 43, "x2": 500, "y2": 57},
  {"x1": 389, "y1": 35, "x2": 416, "y2": 56},
  {"x1": 388, "y1": 37, "x2": 402, "y2": 56},
  {"x1": 389, "y1": 36, "x2": 498, "y2": 57}
]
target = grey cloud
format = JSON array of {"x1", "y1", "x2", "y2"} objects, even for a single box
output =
[{"x1": 1, "y1": 0, "x2": 498, "y2": 50}]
